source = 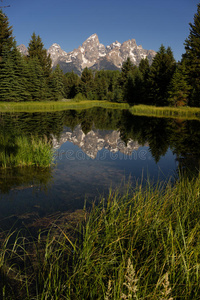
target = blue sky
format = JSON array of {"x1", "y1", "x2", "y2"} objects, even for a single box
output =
[{"x1": 3, "y1": 0, "x2": 200, "y2": 61}]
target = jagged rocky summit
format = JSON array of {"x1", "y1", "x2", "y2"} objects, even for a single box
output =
[
  {"x1": 17, "y1": 44, "x2": 29, "y2": 56},
  {"x1": 18, "y1": 33, "x2": 156, "y2": 75}
]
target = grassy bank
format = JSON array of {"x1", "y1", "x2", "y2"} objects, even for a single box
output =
[
  {"x1": 1, "y1": 174, "x2": 200, "y2": 299},
  {"x1": 130, "y1": 104, "x2": 200, "y2": 120},
  {"x1": 0, "y1": 100, "x2": 200, "y2": 120},
  {"x1": 0, "y1": 100, "x2": 129, "y2": 113}
]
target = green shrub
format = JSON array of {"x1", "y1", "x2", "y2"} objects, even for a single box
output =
[{"x1": 73, "y1": 93, "x2": 87, "y2": 102}]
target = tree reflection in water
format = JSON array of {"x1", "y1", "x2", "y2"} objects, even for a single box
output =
[{"x1": 0, "y1": 108, "x2": 199, "y2": 194}]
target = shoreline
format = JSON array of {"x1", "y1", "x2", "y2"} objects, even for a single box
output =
[{"x1": 0, "y1": 100, "x2": 200, "y2": 120}]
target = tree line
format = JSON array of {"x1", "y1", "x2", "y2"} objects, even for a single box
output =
[{"x1": 0, "y1": 3, "x2": 200, "y2": 107}]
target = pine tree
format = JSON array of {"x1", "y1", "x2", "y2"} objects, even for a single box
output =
[
  {"x1": 106, "y1": 70, "x2": 121, "y2": 101},
  {"x1": 123, "y1": 68, "x2": 143, "y2": 104},
  {"x1": 0, "y1": 44, "x2": 32, "y2": 102},
  {"x1": 120, "y1": 57, "x2": 136, "y2": 86},
  {"x1": 0, "y1": 9, "x2": 15, "y2": 59},
  {"x1": 184, "y1": 3, "x2": 200, "y2": 106},
  {"x1": 10, "y1": 44, "x2": 31, "y2": 101},
  {"x1": 48, "y1": 65, "x2": 65, "y2": 100},
  {"x1": 123, "y1": 73, "x2": 135, "y2": 103},
  {"x1": 0, "y1": 46, "x2": 15, "y2": 101},
  {"x1": 93, "y1": 70, "x2": 108, "y2": 100},
  {"x1": 64, "y1": 71, "x2": 80, "y2": 99},
  {"x1": 148, "y1": 45, "x2": 176, "y2": 106},
  {"x1": 117, "y1": 57, "x2": 137, "y2": 103},
  {"x1": 79, "y1": 67, "x2": 94, "y2": 99},
  {"x1": 113, "y1": 87, "x2": 123, "y2": 102},
  {"x1": 26, "y1": 57, "x2": 47, "y2": 101},
  {"x1": 28, "y1": 32, "x2": 52, "y2": 77},
  {"x1": 139, "y1": 57, "x2": 150, "y2": 79},
  {"x1": 0, "y1": 13, "x2": 30, "y2": 101},
  {"x1": 139, "y1": 58, "x2": 150, "y2": 104},
  {"x1": 168, "y1": 62, "x2": 191, "y2": 107}
]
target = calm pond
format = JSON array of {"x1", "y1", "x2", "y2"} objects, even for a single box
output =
[{"x1": 0, "y1": 107, "x2": 200, "y2": 230}]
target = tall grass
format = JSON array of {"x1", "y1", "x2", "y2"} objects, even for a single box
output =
[
  {"x1": 0, "y1": 101, "x2": 200, "y2": 120},
  {"x1": 0, "y1": 135, "x2": 54, "y2": 168},
  {"x1": 0, "y1": 100, "x2": 129, "y2": 113},
  {"x1": 130, "y1": 104, "x2": 200, "y2": 120},
  {"x1": 1, "y1": 174, "x2": 200, "y2": 299}
]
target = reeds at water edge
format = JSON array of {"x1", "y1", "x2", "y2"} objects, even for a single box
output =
[{"x1": 0, "y1": 174, "x2": 200, "y2": 299}]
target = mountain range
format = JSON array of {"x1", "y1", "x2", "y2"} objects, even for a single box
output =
[{"x1": 18, "y1": 33, "x2": 156, "y2": 75}]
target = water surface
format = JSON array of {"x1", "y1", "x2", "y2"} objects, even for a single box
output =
[{"x1": 0, "y1": 108, "x2": 200, "y2": 230}]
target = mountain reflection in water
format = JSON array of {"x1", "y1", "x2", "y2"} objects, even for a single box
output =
[
  {"x1": 0, "y1": 108, "x2": 200, "y2": 229},
  {"x1": 52, "y1": 125, "x2": 147, "y2": 159}
]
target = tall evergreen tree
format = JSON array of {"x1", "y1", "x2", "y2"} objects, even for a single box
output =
[
  {"x1": 48, "y1": 65, "x2": 65, "y2": 100},
  {"x1": 184, "y1": 3, "x2": 200, "y2": 106},
  {"x1": 106, "y1": 70, "x2": 120, "y2": 92},
  {"x1": 117, "y1": 57, "x2": 138, "y2": 103},
  {"x1": 28, "y1": 32, "x2": 52, "y2": 77},
  {"x1": 148, "y1": 45, "x2": 176, "y2": 106},
  {"x1": 120, "y1": 57, "x2": 136, "y2": 86},
  {"x1": 138, "y1": 58, "x2": 150, "y2": 104},
  {"x1": 139, "y1": 57, "x2": 150, "y2": 79},
  {"x1": 123, "y1": 73, "x2": 135, "y2": 103},
  {"x1": 10, "y1": 44, "x2": 31, "y2": 101},
  {"x1": 0, "y1": 12, "x2": 28, "y2": 101},
  {"x1": 64, "y1": 71, "x2": 80, "y2": 99},
  {"x1": 123, "y1": 68, "x2": 143, "y2": 104},
  {"x1": 79, "y1": 67, "x2": 94, "y2": 99},
  {"x1": 0, "y1": 46, "x2": 15, "y2": 101},
  {"x1": 0, "y1": 44, "x2": 30, "y2": 101},
  {"x1": 168, "y1": 62, "x2": 191, "y2": 107},
  {"x1": 93, "y1": 70, "x2": 108, "y2": 100},
  {"x1": 113, "y1": 87, "x2": 123, "y2": 103},
  {"x1": 26, "y1": 57, "x2": 47, "y2": 101},
  {"x1": 0, "y1": 9, "x2": 15, "y2": 59}
]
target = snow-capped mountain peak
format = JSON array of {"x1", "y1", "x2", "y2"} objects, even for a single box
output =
[
  {"x1": 85, "y1": 33, "x2": 99, "y2": 43},
  {"x1": 18, "y1": 34, "x2": 156, "y2": 75}
]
